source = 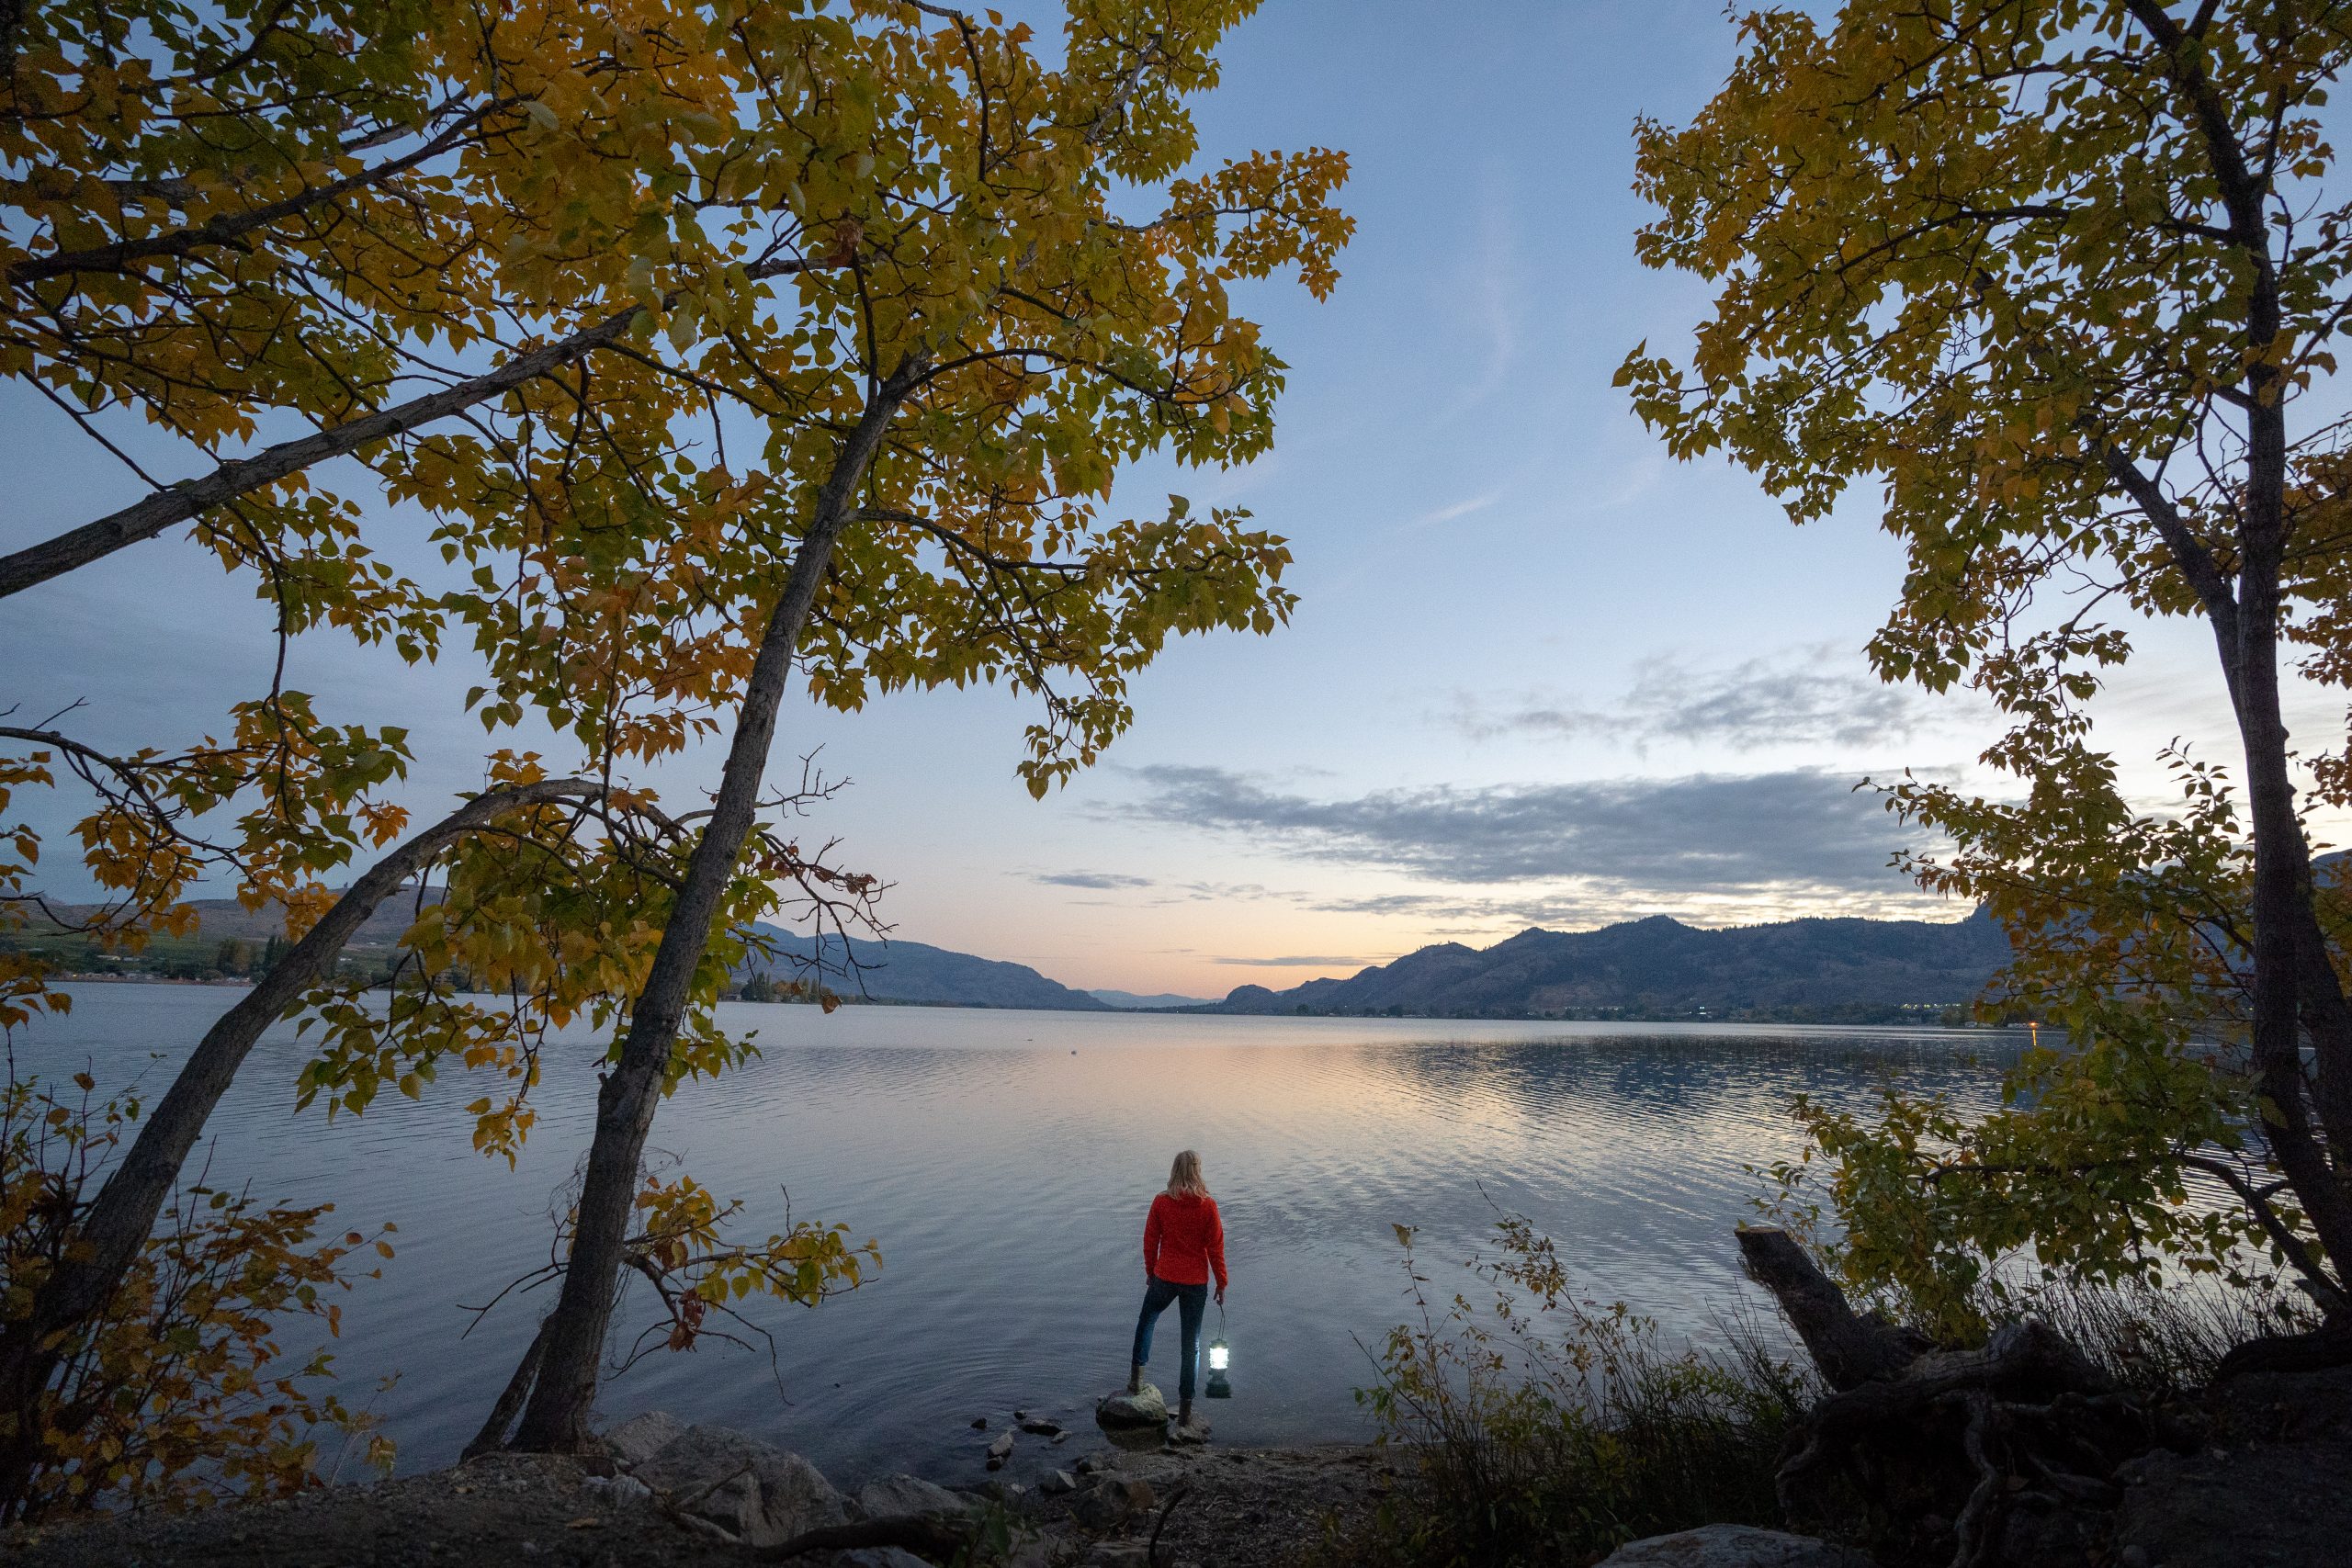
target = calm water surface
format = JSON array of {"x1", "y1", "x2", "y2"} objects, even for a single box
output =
[{"x1": 10, "y1": 985, "x2": 2017, "y2": 1485}]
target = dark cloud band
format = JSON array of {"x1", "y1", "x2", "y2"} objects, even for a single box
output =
[{"x1": 1110, "y1": 764, "x2": 1923, "y2": 893}]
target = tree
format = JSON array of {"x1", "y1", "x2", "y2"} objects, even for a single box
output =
[
  {"x1": 4, "y1": 0, "x2": 1347, "y2": 1483},
  {"x1": 1623, "y1": 0, "x2": 2352, "y2": 1334},
  {"x1": 490, "y1": 0, "x2": 1351, "y2": 1451}
]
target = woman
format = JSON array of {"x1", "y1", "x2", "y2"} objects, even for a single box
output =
[{"x1": 1128, "y1": 1148, "x2": 1228, "y2": 1436}]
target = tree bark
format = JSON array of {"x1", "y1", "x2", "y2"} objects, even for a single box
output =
[
  {"x1": 0, "y1": 776, "x2": 608, "y2": 1515},
  {"x1": 1736, "y1": 1225, "x2": 1928, "y2": 1390},
  {"x1": 503, "y1": 360, "x2": 927, "y2": 1453}
]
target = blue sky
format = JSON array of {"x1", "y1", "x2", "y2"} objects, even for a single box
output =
[{"x1": 3, "y1": 0, "x2": 2308, "y2": 997}]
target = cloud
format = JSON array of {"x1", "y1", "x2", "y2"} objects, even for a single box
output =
[
  {"x1": 1109, "y1": 764, "x2": 1923, "y2": 895},
  {"x1": 1452, "y1": 645, "x2": 1936, "y2": 752},
  {"x1": 1210, "y1": 954, "x2": 1378, "y2": 967},
  {"x1": 1029, "y1": 871, "x2": 1156, "y2": 890}
]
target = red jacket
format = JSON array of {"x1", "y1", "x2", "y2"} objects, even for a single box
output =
[{"x1": 1144, "y1": 1191, "x2": 1227, "y2": 1290}]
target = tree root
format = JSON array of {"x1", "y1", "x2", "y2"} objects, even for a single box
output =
[
  {"x1": 2214, "y1": 1319, "x2": 2352, "y2": 1380},
  {"x1": 1739, "y1": 1226, "x2": 2155, "y2": 1566}
]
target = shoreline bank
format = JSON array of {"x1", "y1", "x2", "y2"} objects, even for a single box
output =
[{"x1": 3, "y1": 1413, "x2": 1407, "y2": 1568}]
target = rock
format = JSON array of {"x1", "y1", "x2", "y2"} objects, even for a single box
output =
[
  {"x1": 1069, "y1": 1472, "x2": 1155, "y2": 1531},
  {"x1": 988, "y1": 1430, "x2": 1016, "y2": 1461},
  {"x1": 831, "y1": 1551, "x2": 936, "y2": 1568},
  {"x1": 2111, "y1": 1430, "x2": 2352, "y2": 1567},
  {"x1": 1170, "y1": 1416, "x2": 1210, "y2": 1446},
  {"x1": 971, "y1": 1416, "x2": 989, "y2": 1429},
  {"x1": 1595, "y1": 1525, "x2": 1874, "y2": 1567},
  {"x1": 1083, "y1": 1546, "x2": 1151, "y2": 1568},
  {"x1": 600, "y1": 1409, "x2": 685, "y2": 1469},
  {"x1": 634, "y1": 1424, "x2": 849, "y2": 1547},
  {"x1": 578, "y1": 1473, "x2": 653, "y2": 1508},
  {"x1": 1095, "y1": 1382, "x2": 1168, "y2": 1430},
  {"x1": 1040, "y1": 1470, "x2": 1077, "y2": 1495},
  {"x1": 1052, "y1": 1432, "x2": 1069, "y2": 1444},
  {"x1": 855, "y1": 1474, "x2": 977, "y2": 1520},
  {"x1": 1014, "y1": 1408, "x2": 1029, "y2": 1420},
  {"x1": 1020, "y1": 1416, "x2": 1065, "y2": 1437}
]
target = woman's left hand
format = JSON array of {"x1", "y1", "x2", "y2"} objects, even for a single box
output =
[{"x1": 1215, "y1": 1286, "x2": 1225, "y2": 1306}]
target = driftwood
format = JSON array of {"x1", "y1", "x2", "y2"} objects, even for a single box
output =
[{"x1": 1736, "y1": 1226, "x2": 2179, "y2": 1568}]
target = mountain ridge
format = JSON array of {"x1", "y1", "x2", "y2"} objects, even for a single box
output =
[{"x1": 1212, "y1": 909, "x2": 2010, "y2": 1020}]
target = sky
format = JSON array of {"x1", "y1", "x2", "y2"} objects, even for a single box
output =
[{"x1": 4, "y1": 0, "x2": 2334, "y2": 999}]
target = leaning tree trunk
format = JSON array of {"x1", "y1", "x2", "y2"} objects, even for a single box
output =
[
  {"x1": 0, "y1": 776, "x2": 606, "y2": 1515},
  {"x1": 503, "y1": 367, "x2": 922, "y2": 1453}
]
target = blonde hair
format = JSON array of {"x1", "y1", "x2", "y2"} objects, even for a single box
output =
[{"x1": 1166, "y1": 1149, "x2": 1209, "y2": 1199}]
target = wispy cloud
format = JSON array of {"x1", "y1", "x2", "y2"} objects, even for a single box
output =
[
  {"x1": 1450, "y1": 645, "x2": 1938, "y2": 752},
  {"x1": 1107, "y1": 764, "x2": 1925, "y2": 896},
  {"x1": 1210, "y1": 953, "x2": 1379, "y2": 967},
  {"x1": 1028, "y1": 871, "x2": 1156, "y2": 890}
]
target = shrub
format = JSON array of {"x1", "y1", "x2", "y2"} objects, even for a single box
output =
[
  {"x1": 1325, "y1": 1214, "x2": 1814, "y2": 1568},
  {"x1": 0, "y1": 1070, "x2": 393, "y2": 1522}
]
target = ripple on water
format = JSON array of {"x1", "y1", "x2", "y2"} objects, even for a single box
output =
[{"x1": 9, "y1": 986, "x2": 2015, "y2": 1483}]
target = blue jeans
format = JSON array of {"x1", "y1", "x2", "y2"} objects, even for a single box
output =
[{"x1": 1131, "y1": 1275, "x2": 1208, "y2": 1400}]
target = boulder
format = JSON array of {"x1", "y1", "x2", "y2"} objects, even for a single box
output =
[
  {"x1": 988, "y1": 1430, "x2": 1016, "y2": 1461},
  {"x1": 1596, "y1": 1525, "x2": 1873, "y2": 1567},
  {"x1": 601, "y1": 1409, "x2": 685, "y2": 1469},
  {"x1": 1082, "y1": 1546, "x2": 1152, "y2": 1568},
  {"x1": 831, "y1": 1551, "x2": 936, "y2": 1568},
  {"x1": 1020, "y1": 1416, "x2": 1066, "y2": 1437},
  {"x1": 1095, "y1": 1382, "x2": 1168, "y2": 1430},
  {"x1": 633, "y1": 1424, "x2": 848, "y2": 1547},
  {"x1": 1040, "y1": 1469, "x2": 1077, "y2": 1495},
  {"x1": 2111, "y1": 1433, "x2": 2352, "y2": 1567},
  {"x1": 1069, "y1": 1472, "x2": 1155, "y2": 1531},
  {"x1": 578, "y1": 1472, "x2": 654, "y2": 1508},
  {"x1": 855, "y1": 1473, "x2": 978, "y2": 1520}
]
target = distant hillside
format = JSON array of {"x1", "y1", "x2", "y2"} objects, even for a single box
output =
[
  {"x1": 30, "y1": 896, "x2": 423, "y2": 946},
  {"x1": 1216, "y1": 911, "x2": 2011, "y2": 1020},
  {"x1": 17, "y1": 898, "x2": 1112, "y2": 1011},
  {"x1": 1091, "y1": 988, "x2": 1217, "y2": 1010},
  {"x1": 746, "y1": 928, "x2": 1111, "y2": 1011}
]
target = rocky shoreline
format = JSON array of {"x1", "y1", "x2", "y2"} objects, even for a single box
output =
[
  {"x1": 13, "y1": 1360, "x2": 2350, "y2": 1567},
  {"x1": 1, "y1": 1398, "x2": 1411, "y2": 1568}
]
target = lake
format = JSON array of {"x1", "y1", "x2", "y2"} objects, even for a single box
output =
[{"x1": 7, "y1": 984, "x2": 2017, "y2": 1486}]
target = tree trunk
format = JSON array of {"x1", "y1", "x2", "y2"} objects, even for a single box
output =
[
  {"x1": 0, "y1": 777, "x2": 605, "y2": 1515},
  {"x1": 1735, "y1": 1226, "x2": 1928, "y2": 1390},
  {"x1": 503, "y1": 364, "x2": 924, "y2": 1453}
]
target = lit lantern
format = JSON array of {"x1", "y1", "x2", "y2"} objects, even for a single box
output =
[{"x1": 1205, "y1": 1337, "x2": 1232, "y2": 1399}]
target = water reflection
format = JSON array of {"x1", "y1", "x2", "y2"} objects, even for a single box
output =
[{"x1": 10, "y1": 987, "x2": 2016, "y2": 1485}]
